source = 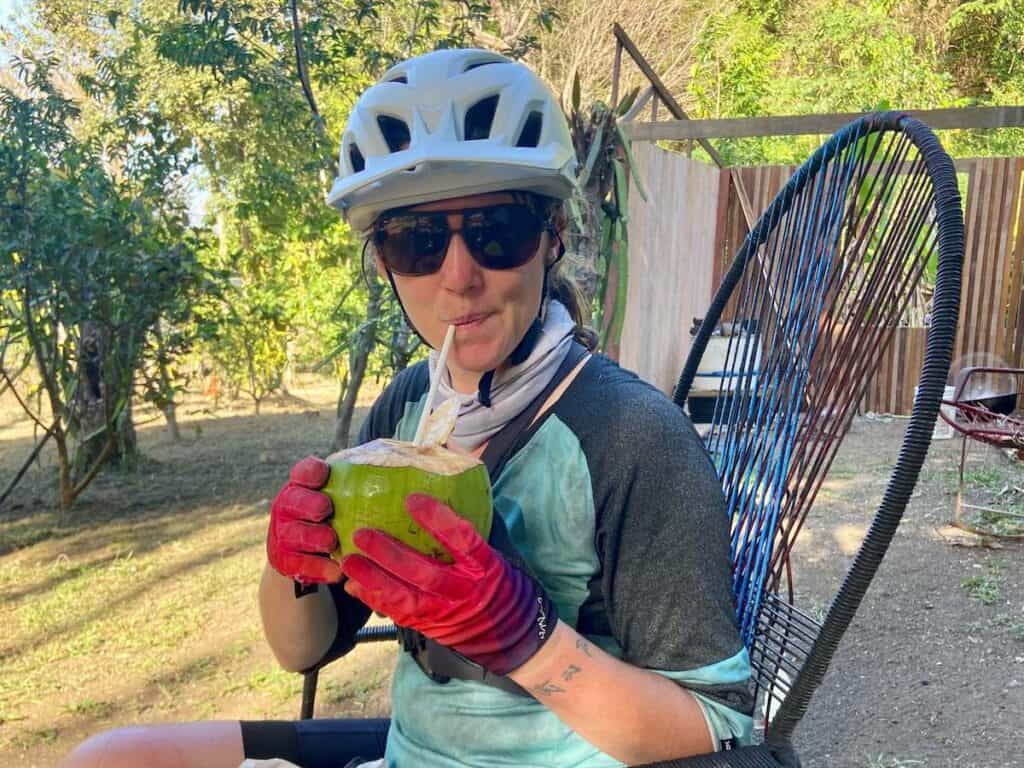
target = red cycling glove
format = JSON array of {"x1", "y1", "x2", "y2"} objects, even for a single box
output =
[
  {"x1": 266, "y1": 456, "x2": 342, "y2": 584},
  {"x1": 341, "y1": 493, "x2": 557, "y2": 676}
]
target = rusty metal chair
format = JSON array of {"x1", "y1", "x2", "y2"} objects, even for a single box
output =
[{"x1": 939, "y1": 366, "x2": 1024, "y2": 538}]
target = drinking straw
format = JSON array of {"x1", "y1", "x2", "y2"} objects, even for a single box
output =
[{"x1": 413, "y1": 324, "x2": 456, "y2": 446}]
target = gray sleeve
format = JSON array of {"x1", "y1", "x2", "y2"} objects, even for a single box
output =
[
  {"x1": 600, "y1": 398, "x2": 741, "y2": 670},
  {"x1": 569, "y1": 367, "x2": 743, "y2": 674}
]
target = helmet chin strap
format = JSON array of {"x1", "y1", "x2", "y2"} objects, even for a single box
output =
[{"x1": 383, "y1": 231, "x2": 563, "y2": 407}]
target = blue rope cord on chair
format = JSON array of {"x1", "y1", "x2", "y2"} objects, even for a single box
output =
[{"x1": 716, "y1": 118, "x2": 870, "y2": 646}]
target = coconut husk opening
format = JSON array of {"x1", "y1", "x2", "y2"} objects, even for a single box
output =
[{"x1": 328, "y1": 438, "x2": 482, "y2": 476}]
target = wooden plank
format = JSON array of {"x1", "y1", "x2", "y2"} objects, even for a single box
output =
[
  {"x1": 953, "y1": 159, "x2": 976, "y2": 368},
  {"x1": 894, "y1": 330, "x2": 906, "y2": 415},
  {"x1": 979, "y1": 159, "x2": 1003, "y2": 361},
  {"x1": 619, "y1": 142, "x2": 722, "y2": 393},
  {"x1": 988, "y1": 158, "x2": 1008, "y2": 359},
  {"x1": 623, "y1": 106, "x2": 1024, "y2": 142},
  {"x1": 909, "y1": 329, "x2": 925, "y2": 414},
  {"x1": 611, "y1": 40, "x2": 622, "y2": 110},
  {"x1": 915, "y1": 329, "x2": 924, "y2": 413},
  {"x1": 974, "y1": 158, "x2": 1001, "y2": 362},
  {"x1": 871, "y1": 329, "x2": 888, "y2": 414},
  {"x1": 989, "y1": 159, "x2": 1012, "y2": 361},
  {"x1": 962, "y1": 160, "x2": 987, "y2": 365},
  {"x1": 611, "y1": 23, "x2": 726, "y2": 168},
  {"x1": 890, "y1": 330, "x2": 900, "y2": 414},
  {"x1": 1003, "y1": 159, "x2": 1024, "y2": 364},
  {"x1": 1011, "y1": 161, "x2": 1024, "y2": 366},
  {"x1": 625, "y1": 145, "x2": 1024, "y2": 415},
  {"x1": 894, "y1": 329, "x2": 906, "y2": 415},
  {"x1": 887, "y1": 326, "x2": 900, "y2": 414},
  {"x1": 712, "y1": 169, "x2": 732, "y2": 293}
]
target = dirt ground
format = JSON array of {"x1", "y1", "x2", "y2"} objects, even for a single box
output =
[
  {"x1": 0, "y1": 379, "x2": 1021, "y2": 767},
  {"x1": 793, "y1": 416, "x2": 1024, "y2": 768}
]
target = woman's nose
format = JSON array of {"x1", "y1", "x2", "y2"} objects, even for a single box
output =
[{"x1": 438, "y1": 232, "x2": 481, "y2": 291}]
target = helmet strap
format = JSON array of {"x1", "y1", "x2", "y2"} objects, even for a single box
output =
[{"x1": 384, "y1": 268, "x2": 431, "y2": 349}]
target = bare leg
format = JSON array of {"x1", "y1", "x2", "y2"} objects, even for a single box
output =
[{"x1": 60, "y1": 721, "x2": 245, "y2": 768}]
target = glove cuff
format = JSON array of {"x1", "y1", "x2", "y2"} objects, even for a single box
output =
[{"x1": 474, "y1": 576, "x2": 559, "y2": 677}]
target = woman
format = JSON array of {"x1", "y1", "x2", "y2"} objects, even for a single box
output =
[{"x1": 62, "y1": 48, "x2": 752, "y2": 768}]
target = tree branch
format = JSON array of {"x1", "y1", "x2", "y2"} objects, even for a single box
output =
[
  {"x1": 69, "y1": 432, "x2": 116, "y2": 501},
  {"x1": 0, "y1": 418, "x2": 59, "y2": 510},
  {"x1": 289, "y1": 0, "x2": 320, "y2": 120},
  {"x1": 287, "y1": 0, "x2": 335, "y2": 174},
  {"x1": 0, "y1": 365, "x2": 50, "y2": 434}
]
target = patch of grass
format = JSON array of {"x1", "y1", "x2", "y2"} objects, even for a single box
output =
[
  {"x1": 0, "y1": 383, "x2": 398, "y2": 763},
  {"x1": 245, "y1": 666, "x2": 304, "y2": 703},
  {"x1": 994, "y1": 613, "x2": 1024, "y2": 641},
  {"x1": 322, "y1": 669, "x2": 389, "y2": 710},
  {"x1": 825, "y1": 466, "x2": 857, "y2": 480},
  {"x1": 0, "y1": 524, "x2": 58, "y2": 554},
  {"x1": 961, "y1": 560, "x2": 1006, "y2": 605},
  {"x1": 961, "y1": 575, "x2": 1001, "y2": 604},
  {"x1": 64, "y1": 698, "x2": 115, "y2": 719},
  {"x1": 26, "y1": 728, "x2": 58, "y2": 745},
  {"x1": 961, "y1": 465, "x2": 1007, "y2": 488},
  {"x1": 946, "y1": 456, "x2": 1024, "y2": 535},
  {"x1": 971, "y1": 507, "x2": 1024, "y2": 537}
]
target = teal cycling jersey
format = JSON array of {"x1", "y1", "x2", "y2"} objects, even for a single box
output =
[{"x1": 344, "y1": 353, "x2": 753, "y2": 766}]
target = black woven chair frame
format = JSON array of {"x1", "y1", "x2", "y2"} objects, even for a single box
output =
[{"x1": 641, "y1": 111, "x2": 963, "y2": 767}]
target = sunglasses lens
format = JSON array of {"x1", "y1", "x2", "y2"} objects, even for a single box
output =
[
  {"x1": 375, "y1": 214, "x2": 449, "y2": 275},
  {"x1": 374, "y1": 204, "x2": 546, "y2": 276},
  {"x1": 463, "y1": 205, "x2": 544, "y2": 270}
]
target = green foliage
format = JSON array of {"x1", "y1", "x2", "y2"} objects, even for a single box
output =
[
  {"x1": 961, "y1": 561, "x2": 1005, "y2": 605},
  {"x1": 0, "y1": 52, "x2": 211, "y2": 507},
  {"x1": 690, "y1": 7, "x2": 783, "y2": 121},
  {"x1": 685, "y1": 0, "x2": 1023, "y2": 164},
  {"x1": 946, "y1": 0, "x2": 1024, "y2": 98},
  {"x1": 204, "y1": 281, "x2": 290, "y2": 412}
]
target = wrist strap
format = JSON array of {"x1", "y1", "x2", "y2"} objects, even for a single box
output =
[{"x1": 294, "y1": 581, "x2": 319, "y2": 598}]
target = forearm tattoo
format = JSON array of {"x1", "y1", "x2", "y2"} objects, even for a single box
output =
[
  {"x1": 561, "y1": 664, "x2": 581, "y2": 682},
  {"x1": 532, "y1": 637, "x2": 594, "y2": 697},
  {"x1": 532, "y1": 679, "x2": 566, "y2": 696}
]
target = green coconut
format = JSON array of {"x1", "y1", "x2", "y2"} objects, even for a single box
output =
[{"x1": 324, "y1": 437, "x2": 493, "y2": 563}]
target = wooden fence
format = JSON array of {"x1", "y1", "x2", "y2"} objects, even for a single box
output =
[
  {"x1": 621, "y1": 153, "x2": 1024, "y2": 414},
  {"x1": 620, "y1": 142, "x2": 722, "y2": 394}
]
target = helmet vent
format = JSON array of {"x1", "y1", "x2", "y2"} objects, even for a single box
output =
[
  {"x1": 516, "y1": 111, "x2": 543, "y2": 148},
  {"x1": 464, "y1": 95, "x2": 499, "y2": 141},
  {"x1": 464, "y1": 59, "x2": 500, "y2": 73},
  {"x1": 387, "y1": 75, "x2": 408, "y2": 83},
  {"x1": 377, "y1": 115, "x2": 411, "y2": 153},
  {"x1": 348, "y1": 143, "x2": 366, "y2": 173}
]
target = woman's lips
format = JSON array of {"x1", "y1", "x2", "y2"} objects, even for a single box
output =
[{"x1": 450, "y1": 313, "x2": 489, "y2": 328}]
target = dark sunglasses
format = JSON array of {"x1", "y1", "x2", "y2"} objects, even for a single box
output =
[{"x1": 371, "y1": 203, "x2": 552, "y2": 276}]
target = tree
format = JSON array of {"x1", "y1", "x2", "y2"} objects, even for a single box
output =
[{"x1": 0, "y1": 54, "x2": 208, "y2": 509}]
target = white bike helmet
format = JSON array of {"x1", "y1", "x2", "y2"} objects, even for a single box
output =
[{"x1": 327, "y1": 48, "x2": 577, "y2": 231}]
